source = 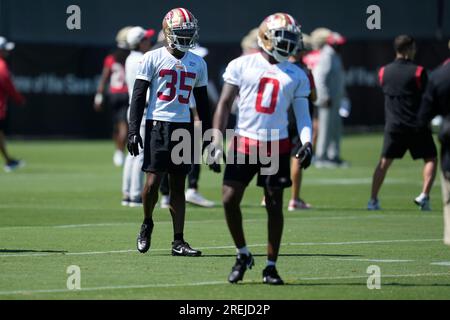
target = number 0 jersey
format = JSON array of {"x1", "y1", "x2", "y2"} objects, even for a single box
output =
[
  {"x1": 223, "y1": 52, "x2": 310, "y2": 141},
  {"x1": 136, "y1": 47, "x2": 208, "y2": 123}
]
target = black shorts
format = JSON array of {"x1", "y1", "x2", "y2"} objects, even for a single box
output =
[
  {"x1": 223, "y1": 151, "x2": 292, "y2": 189},
  {"x1": 142, "y1": 120, "x2": 194, "y2": 175},
  {"x1": 0, "y1": 119, "x2": 5, "y2": 131},
  {"x1": 382, "y1": 130, "x2": 437, "y2": 160},
  {"x1": 107, "y1": 93, "x2": 129, "y2": 124}
]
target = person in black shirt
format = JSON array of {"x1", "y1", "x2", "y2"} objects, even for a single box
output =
[
  {"x1": 368, "y1": 35, "x2": 437, "y2": 211},
  {"x1": 417, "y1": 54, "x2": 450, "y2": 245}
]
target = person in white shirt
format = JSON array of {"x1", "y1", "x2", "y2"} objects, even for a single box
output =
[
  {"x1": 127, "y1": 8, "x2": 214, "y2": 257},
  {"x1": 121, "y1": 26, "x2": 155, "y2": 207},
  {"x1": 212, "y1": 13, "x2": 313, "y2": 285}
]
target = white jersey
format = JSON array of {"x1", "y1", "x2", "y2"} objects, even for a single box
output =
[
  {"x1": 223, "y1": 52, "x2": 310, "y2": 141},
  {"x1": 136, "y1": 47, "x2": 208, "y2": 123},
  {"x1": 126, "y1": 50, "x2": 144, "y2": 103}
]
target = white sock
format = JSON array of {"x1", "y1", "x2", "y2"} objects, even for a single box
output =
[
  {"x1": 237, "y1": 246, "x2": 250, "y2": 256},
  {"x1": 417, "y1": 193, "x2": 428, "y2": 201},
  {"x1": 266, "y1": 260, "x2": 276, "y2": 267}
]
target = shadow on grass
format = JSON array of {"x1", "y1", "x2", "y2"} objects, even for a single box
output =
[
  {"x1": 149, "y1": 253, "x2": 361, "y2": 258},
  {"x1": 234, "y1": 282, "x2": 450, "y2": 288},
  {"x1": 0, "y1": 249, "x2": 67, "y2": 254}
]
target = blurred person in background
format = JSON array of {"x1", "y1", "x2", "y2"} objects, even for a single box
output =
[
  {"x1": 0, "y1": 36, "x2": 26, "y2": 172},
  {"x1": 417, "y1": 40, "x2": 450, "y2": 244},
  {"x1": 368, "y1": 35, "x2": 437, "y2": 211},
  {"x1": 94, "y1": 26, "x2": 132, "y2": 167},
  {"x1": 241, "y1": 28, "x2": 260, "y2": 55},
  {"x1": 122, "y1": 26, "x2": 155, "y2": 207},
  {"x1": 311, "y1": 28, "x2": 348, "y2": 168},
  {"x1": 286, "y1": 34, "x2": 317, "y2": 211}
]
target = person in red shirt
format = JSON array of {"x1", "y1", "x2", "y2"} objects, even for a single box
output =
[
  {"x1": 0, "y1": 36, "x2": 25, "y2": 172},
  {"x1": 94, "y1": 27, "x2": 131, "y2": 167}
]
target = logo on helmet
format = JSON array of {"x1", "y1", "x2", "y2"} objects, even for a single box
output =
[{"x1": 163, "y1": 8, "x2": 199, "y2": 52}]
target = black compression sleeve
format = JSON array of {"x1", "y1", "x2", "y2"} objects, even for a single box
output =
[
  {"x1": 193, "y1": 86, "x2": 212, "y2": 132},
  {"x1": 128, "y1": 79, "x2": 150, "y2": 137}
]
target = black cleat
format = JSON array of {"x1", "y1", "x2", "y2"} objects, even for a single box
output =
[
  {"x1": 228, "y1": 253, "x2": 255, "y2": 284},
  {"x1": 136, "y1": 223, "x2": 153, "y2": 253},
  {"x1": 262, "y1": 266, "x2": 284, "y2": 285},
  {"x1": 172, "y1": 240, "x2": 202, "y2": 257}
]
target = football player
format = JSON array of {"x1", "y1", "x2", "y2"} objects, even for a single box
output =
[
  {"x1": 127, "y1": 8, "x2": 212, "y2": 256},
  {"x1": 212, "y1": 13, "x2": 313, "y2": 284}
]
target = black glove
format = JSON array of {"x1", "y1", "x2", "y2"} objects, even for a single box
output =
[
  {"x1": 204, "y1": 143, "x2": 222, "y2": 173},
  {"x1": 295, "y1": 142, "x2": 313, "y2": 169},
  {"x1": 127, "y1": 134, "x2": 143, "y2": 157}
]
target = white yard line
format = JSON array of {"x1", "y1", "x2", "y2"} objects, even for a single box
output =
[
  {"x1": 0, "y1": 214, "x2": 439, "y2": 231},
  {"x1": 0, "y1": 239, "x2": 441, "y2": 258},
  {"x1": 430, "y1": 262, "x2": 450, "y2": 266},
  {"x1": 0, "y1": 272, "x2": 448, "y2": 296},
  {"x1": 329, "y1": 258, "x2": 414, "y2": 263}
]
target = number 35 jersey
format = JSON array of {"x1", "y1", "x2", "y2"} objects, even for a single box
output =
[
  {"x1": 223, "y1": 52, "x2": 310, "y2": 141},
  {"x1": 136, "y1": 47, "x2": 208, "y2": 123}
]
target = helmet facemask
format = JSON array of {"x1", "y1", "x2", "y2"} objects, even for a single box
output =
[
  {"x1": 268, "y1": 29, "x2": 301, "y2": 62},
  {"x1": 167, "y1": 22, "x2": 199, "y2": 52}
]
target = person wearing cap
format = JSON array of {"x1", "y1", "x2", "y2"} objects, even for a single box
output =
[
  {"x1": 0, "y1": 36, "x2": 26, "y2": 172},
  {"x1": 311, "y1": 28, "x2": 348, "y2": 168},
  {"x1": 94, "y1": 26, "x2": 132, "y2": 167},
  {"x1": 121, "y1": 27, "x2": 155, "y2": 207}
]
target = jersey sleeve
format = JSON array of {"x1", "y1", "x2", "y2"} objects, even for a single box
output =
[
  {"x1": 195, "y1": 58, "x2": 208, "y2": 88},
  {"x1": 103, "y1": 55, "x2": 115, "y2": 69},
  {"x1": 293, "y1": 72, "x2": 311, "y2": 102},
  {"x1": 136, "y1": 52, "x2": 153, "y2": 82},
  {"x1": 222, "y1": 58, "x2": 241, "y2": 87}
]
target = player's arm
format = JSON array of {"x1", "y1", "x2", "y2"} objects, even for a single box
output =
[
  {"x1": 1, "y1": 71, "x2": 25, "y2": 106},
  {"x1": 292, "y1": 96, "x2": 313, "y2": 169},
  {"x1": 417, "y1": 77, "x2": 438, "y2": 127},
  {"x1": 205, "y1": 83, "x2": 239, "y2": 172},
  {"x1": 193, "y1": 86, "x2": 212, "y2": 132},
  {"x1": 127, "y1": 79, "x2": 150, "y2": 156},
  {"x1": 213, "y1": 83, "x2": 239, "y2": 137},
  {"x1": 94, "y1": 65, "x2": 111, "y2": 111}
]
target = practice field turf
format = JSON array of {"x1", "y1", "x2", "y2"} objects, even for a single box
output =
[{"x1": 1, "y1": 134, "x2": 449, "y2": 300}]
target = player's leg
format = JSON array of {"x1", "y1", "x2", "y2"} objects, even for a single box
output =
[
  {"x1": 411, "y1": 131, "x2": 438, "y2": 211},
  {"x1": 289, "y1": 156, "x2": 311, "y2": 211},
  {"x1": 441, "y1": 173, "x2": 450, "y2": 246},
  {"x1": 136, "y1": 172, "x2": 162, "y2": 253},
  {"x1": 129, "y1": 153, "x2": 144, "y2": 207},
  {"x1": 263, "y1": 186, "x2": 285, "y2": 285},
  {"x1": 185, "y1": 164, "x2": 215, "y2": 207},
  {"x1": 415, "y1": 157, "x2": 437, "y2": 210},
  {"x1": 259, "y1": 153, "x2": 291, "y2": 285},
  {"x1": 315, "y1": 105, "x2": 331, "y2": 166},
  {"x1": 369, "y1": 157, "x2": 393, "y2": 209},
  {"x1": 121, "y1": 154, "x2": 133, "y2": 206},
  {"x1": 223, "y1": 180, "x2": 255, "y2": 283},
  {"x1": 369, "y1": 131, "x2": 406, "y2": 210},
  {"x1": 136, "y1": 120, "x2": 165, "y2": 253},
  {"x1": 159, "y1": 173, "x2": 170, "y2": 208},
  {"x1": 0, "y1": 130, "x2": 12, "y2": 163},
  {"x1": 0, "y1": 129, "x2": 24, "y2": 172},
  {"x1": 168, "y1": 172, "x2": 201, "y2": 256}
]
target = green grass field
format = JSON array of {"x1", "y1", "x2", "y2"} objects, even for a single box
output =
[{"x1": 1, "y1": 133, "x2": 450, "y2": 300}]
